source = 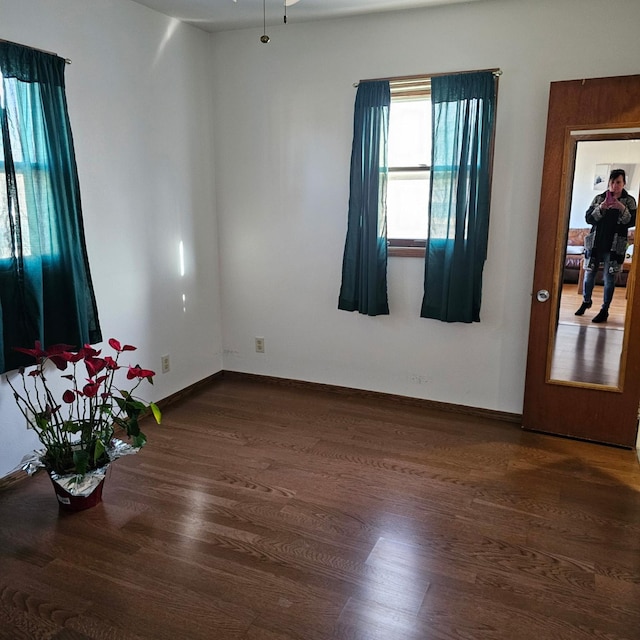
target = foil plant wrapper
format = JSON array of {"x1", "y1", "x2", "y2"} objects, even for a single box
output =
[
  {"x1": 51, "y1": 466, "x2": 109, "y2": 497},
  {"x1": 107, "y1": 438, "x2": 140, "y2": 459},
  {"x1": 20, "y1": 450, "x2": 47, "y2": 476},
  {"x1": 20, "y1": 439, "x2": 140, "y2": 497}
]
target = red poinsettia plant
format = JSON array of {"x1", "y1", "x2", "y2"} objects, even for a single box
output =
[{"x1": 6, "y1": 338, "x2": 161, "y2": 476}]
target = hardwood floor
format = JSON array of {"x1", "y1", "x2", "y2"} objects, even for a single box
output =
[
  {"x1": 557, "y1": 282, "x2": 627, "y2": 330},
  {"x1": 1, "y1": 375, "x2": 640, "y2": 639},
  {"x1": 550, "y1": 284, "x2": 627, "y2": 386}
]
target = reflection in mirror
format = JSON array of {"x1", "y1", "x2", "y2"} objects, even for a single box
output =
[{"x1": 549, "y1": 133, "x2": 640, "y2": 388}]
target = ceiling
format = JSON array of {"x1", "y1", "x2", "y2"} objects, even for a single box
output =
[{"x1": 130, "y1": 0, "x2": 483, "y2": 33}]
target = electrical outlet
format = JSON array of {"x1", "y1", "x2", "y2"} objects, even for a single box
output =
[
  {"x1": 161, "y1": 354, "x2": 170, "y2": 374},
  {"x1": 255, "y1": 337, "x2": 265, "y2": 353}
]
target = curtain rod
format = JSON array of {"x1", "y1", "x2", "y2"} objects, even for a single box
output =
[
  {"x1": 0, "y1": 38, "x2": 71, "y2": 64},
  {"x1": 354, "y1": 68, "x2": 501, "y2": 87}
]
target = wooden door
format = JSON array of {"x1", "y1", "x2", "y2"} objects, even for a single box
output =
[{"x1": 523, "y1": 75, "x2": 640, "y2": 447}]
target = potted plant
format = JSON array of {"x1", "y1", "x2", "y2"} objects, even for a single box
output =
[{"x1": 5, "y1": 338, "x2": 161, "y2": 510}]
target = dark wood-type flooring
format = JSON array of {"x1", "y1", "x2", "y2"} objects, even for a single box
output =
[
  {"x1": 1, "y1": 375, "x2": 640, "y2": 639},
  {"x1": 551, "y1": 284, "x2": 627, "y2": 386}
]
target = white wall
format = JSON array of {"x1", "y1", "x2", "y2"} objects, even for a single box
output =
[
  {"x1": 0, "y1": 0, "x2": 223, "y2": 477},
  {"x1": 570, "y1": 140, "x2": 640, "y2": 228},
  {"x1": 2, "y1": 0, "x2": 640, "y2": 477},
  {"x1": 212, "y1": 0, "x2": 640, "y2": 413}
]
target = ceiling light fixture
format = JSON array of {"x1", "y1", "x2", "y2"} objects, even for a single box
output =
[
  {"x1": 233, "y1": 0, "x2": 301, "y2": 43},
  {"x1": 259, "y1": 0, "x2": 270, "y2": 43}
]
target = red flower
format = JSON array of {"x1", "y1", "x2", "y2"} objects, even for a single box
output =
[
  {"x1": 81, "y1": 344, "x2": 101, "y2": 358},
  {"x1": 13, "y1": 341, "x2": 47, "y2": 360},
  {"x1": 127, "y1": 366, "x2": 155, "y2": 380},
  {"x1": 48, "y1": 355, "x2": 70, "y2": 371},
  {"x1": 44, "y1": 343, "x2": 76, "y2": 357},
  {"x1": 58, "y1": 350, "x2": 85, "y2": 363},
  {"x1": 83, "y1": 382, "x2": 101, "y2": 398},
  {"x1": 85, "y1": 357, "x2": 107, "y2": 378},
  {"x1": 14, "y1": 342, "x2": 76, "y2": 364},
  {"x1": 109, "y1": 338, "x2": 136, "y2": 353},
  {"x1": 49, "y1": 348, "x2": 85, "y2": 370},
  {"x1": 82, "y1": 373, "x2": 108, "y2": 398},
  {"x1": 104, "y1": 356, "x2": 119, "y2": 370},
  {"x1": 62, "y1": 389, "x2": 76, "y2": 403}
]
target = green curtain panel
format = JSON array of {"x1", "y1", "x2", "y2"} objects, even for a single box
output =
[
  {"x1": 338, "y1": 80, "x2": 390, "y2": 316},
  {"x1": 0, "y1": 42, "x2": 101, "y2": 372},
  {"x1": 421, "y1": 71, "x2": 496, "y2": 323}
]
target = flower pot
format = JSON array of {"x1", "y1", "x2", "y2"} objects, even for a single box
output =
[{"x1": 48, "y1": 469, "x2": 107, "y2": 512}]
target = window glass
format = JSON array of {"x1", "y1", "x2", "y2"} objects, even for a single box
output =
[
  {"x1": 0, "y1": 73, "x2": 34, "y2": 258},
  {"x1": 387, "y1": 97, "x2": 431, "y2": 243},
  {"x1": 387, "y1": 173, "x2": 429, "y2": 239},
  {"x1": 388, "y1": 100, "x2": 430, "y2": 167}
]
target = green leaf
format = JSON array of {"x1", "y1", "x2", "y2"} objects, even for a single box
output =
[
  {"x1": 150, "y1": 402, "x2": 162, "y2": 424},
  {"x1": 126, "y1": 399, "x2": 147, "y2": 413},
  {"x1": 132, "y1": 432, "x2": 147, "y2": 449},
  {"x1": 73, "y1": 449, "x2": 89, "y2": 476},
  {"x1": 35, "y1": 415, "x2": 50, "y2": 431},
  {"x1": 94, "y1": 439, "x2": 106, "y2": 464},
  {"x1": 63, "y1": 420, "x2": 83, "y2": 433},
  {"x1": 112, "y1": 416, "x2": 129, "y2": 431},
  {"x1": 99, "y1": 402, "x2": 113, "y2": 415},
  {"x1": 127, "y1": 418, "x2": 140, "y2": 436}
]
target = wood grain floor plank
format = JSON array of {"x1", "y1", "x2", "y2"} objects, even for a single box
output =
[{"x1": 2, "y1": 376, "x2": 640, "y2": 639}]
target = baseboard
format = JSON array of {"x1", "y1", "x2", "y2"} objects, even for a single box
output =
[
  {"x1": 1, "y1": 369, "x2": 522, "y2": 488},
  {"x1": 221, "y1": 370, "x2": 523, "y2": 425},
  {"x1": 156, "y1": 371, "x2": 225, "y2": 409},
  {"x1": 162, "y1": 368, "x2": 522, "y2": 424}
]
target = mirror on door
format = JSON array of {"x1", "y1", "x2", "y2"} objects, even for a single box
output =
[{"x1": 548, "y1": 131, "x2": 640, "y2": 388}]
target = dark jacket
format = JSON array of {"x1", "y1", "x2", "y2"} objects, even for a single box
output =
[{"x1": 584, "y1": 189, "x2": 637, "y2": 271}]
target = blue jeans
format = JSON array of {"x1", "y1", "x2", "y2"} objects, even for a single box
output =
[{"x1": 583, "y1": 252, "x2": 616, "y2": 309}]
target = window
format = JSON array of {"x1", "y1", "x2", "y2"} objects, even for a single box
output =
[
  {"x1": 339, "y1": 71, "x2": 498, "y2": 320},
  {"x1": 0, "y1": 41, "x2": 102, "y2": 373},
  {"x1": 0, "y1": 71, "x2": 36, "y2": 259},
  {"x1": 387, "y1": 78, "x2": 431, "y2": 257}
]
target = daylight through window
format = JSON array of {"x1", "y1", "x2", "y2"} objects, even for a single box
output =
[
  {"x1": 0, "y1": 71, "x2": 34, "y2": 259},
  {"x1": 387, "y1": 77, "x2": 431, "y2": 254}
]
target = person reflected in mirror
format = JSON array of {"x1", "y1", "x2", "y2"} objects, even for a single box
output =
[{"x1": 575, "y1": 168, "x2": 637, "y2": 323}]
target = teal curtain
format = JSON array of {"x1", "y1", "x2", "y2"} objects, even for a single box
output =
[
  {"x1": 421, "y1": 71, "x2": 496, "y2": 322},
  {"x1": 338, "y1": 80, "x2": 390, "y2": 316},
  {"x1": 0, "y1": 42, "x2": 101, "y2": 372}
]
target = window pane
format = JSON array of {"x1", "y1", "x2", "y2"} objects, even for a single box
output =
[
  {"x1": 387, "y1": 172, "x2": 429, "y2": 239},
  {"x1": 388, "y1": 99, "x2": 431, "y2": 167},
  {"x1": 0, "y1": 172, "x2": 32, "y2": 258},
  {"x1": 387, "y1": 97, "x2": 431, "y2": 242}
]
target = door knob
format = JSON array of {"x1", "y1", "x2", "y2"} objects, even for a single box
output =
[{"x1": 536, "y1": 289, "x2": 550, "y2": 302}]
